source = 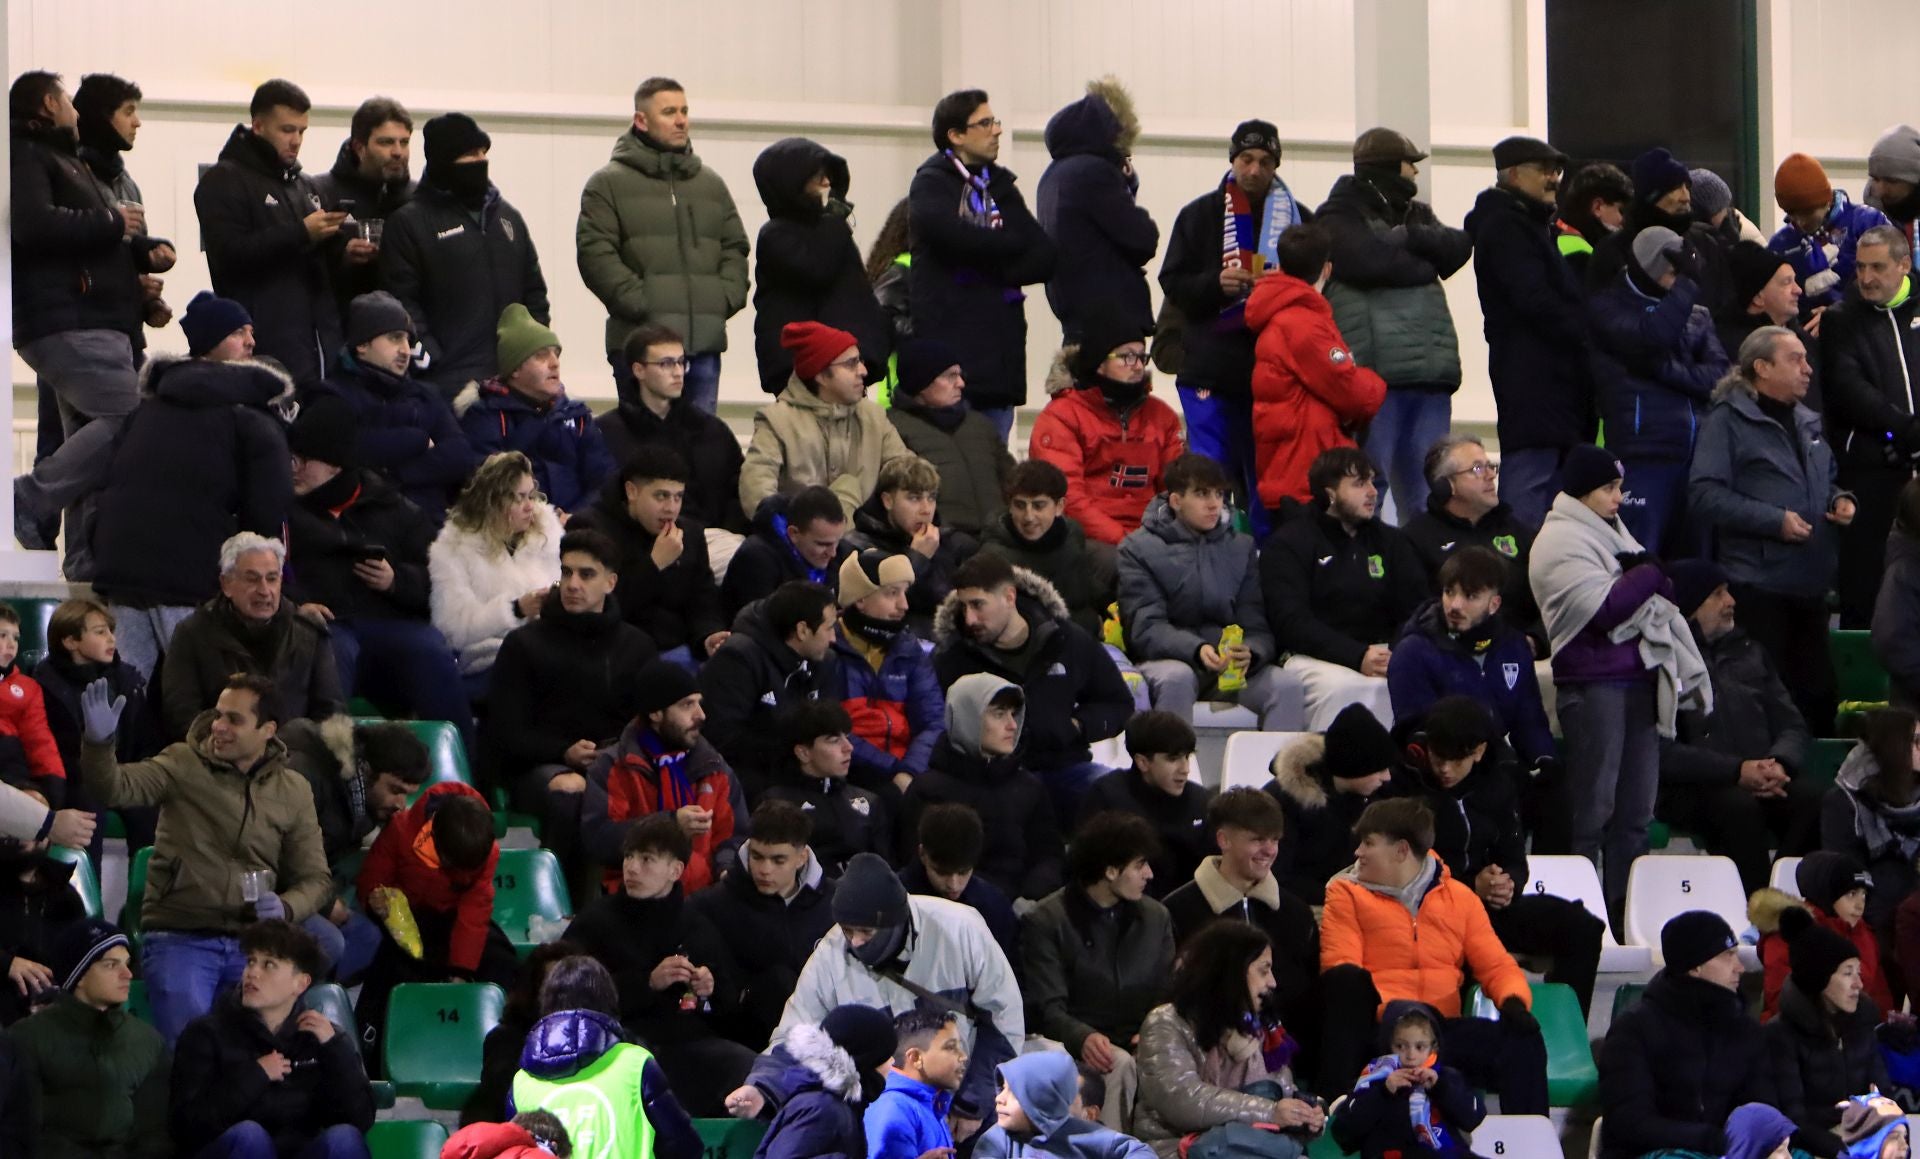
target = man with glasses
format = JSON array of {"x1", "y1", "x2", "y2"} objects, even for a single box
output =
[
  {"x1": 909, "y1": 89, "x2": 1056, "y2": 443},
  {"x1": 1402, "y1": 434, "x2": 1545, "y2": 652},
  {"x1": 578, "y1": 77, "x2": 748, "y2": 415},
  {"x1": 739, "y1": 321, "x2": 908, "y2": 522}
]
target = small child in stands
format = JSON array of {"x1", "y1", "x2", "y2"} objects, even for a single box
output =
[
  {"x1": 1754, "y1": 851, "x2": 1892, "y2": 1020},
  {"x1": 976, "y1": 1052, "x2": 1153, "y2": 1159},
  {"x1": 1332, "y1": 1005, "x2": 1484, "y2": 1159},
  {"x1": 1076, "y1": 1066, "x2": 1107, "y2": 1123},
  {"x1": 0, "y1": 605, "x2": 67, "y2": 807},
  {"x1": 443, "y1": 1109, "x2": 575, "y2": 1157}
]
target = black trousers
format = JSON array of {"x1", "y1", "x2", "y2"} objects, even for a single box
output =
[
  {"x1": 1656, "y1": 776, "x2": 1824, "y2": 895},
  {"x1": 1520, "y1": 765, "x2": 1574, "y2": 856},
  {"x1": 632, "y1": 1026, "x2": 757, "y2": 1117},
  {"x1": 1489, "y1": 892, "x2": 1604, "y2": 1017},
  {"x1": 1318, "y1": 964, "x2": 1548, "y2": 1114},
  {"x1": 1729, "y1": 583, "x2": 1837, "y2": 736},
  {"x1": 1838, "y1": 464, "x2": 1911, "y2": 628}
]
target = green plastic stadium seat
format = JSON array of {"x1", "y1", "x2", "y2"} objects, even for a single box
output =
[
  {"x1": 48, "y1": 844, "x2": 101, "y2": 918},
  {"x1": 366, "y1": 1120, "x2": 449, "y2": 1159},
  {"x1": 489, "y1": 785, "x2": 543, "y2": 840},
  {"x1": 302, "y1": 982, "x2": 355, "y2": 1036},
  {"x1": 383, "y1": 981, "x2": 504, "y2": 1109},
  {"x1": 1306, "y1": 1131, "x2": 1357, "y2": 1159},
  {"x1": 4, "y1": 598, "x2": 57, "y2": 669},
  {"x1": 122, "y1": 845, "x2": 151, "y2": 947},
  {"x1": 1468, "y1": 982, "x2": 1597, "y2": 1107},
  {"x1": 1830, "y1": 629, "x2": 1889, "y2": 703},
  {"x1": 1611, "y1": 982, "x2": 1647, "y2": 1024},
  {"x1": 492, "y1": 848, "x2": 571, "y2": 957},
  {"x1": 695, "y1": 1117, "x2": 771, "y2": 1159}
]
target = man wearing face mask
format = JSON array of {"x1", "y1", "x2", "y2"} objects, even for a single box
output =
[
  {"x1": 830, "y1": 551, "x2": 945, "y2": 796},
  {"x1": 1317, "y1": 129, "x2": 1473, "y2": 522},
  {"x1": 383, "y1": 112, "x2": 549, "y2": 398},
  {"x1": 728, "y1": 851, "x2": 1022, "y2": 1137},
  {"x1": 1866, "y1": 124, "x2": 1920, "y2": 257}
]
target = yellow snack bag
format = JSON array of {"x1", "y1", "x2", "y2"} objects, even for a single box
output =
[
  {"x1": 1217, "y1": 624, "x2": 1247, "y2": 693},
  {"x1": 373, "y1": 887, "x2": 424, "y2": 959}
]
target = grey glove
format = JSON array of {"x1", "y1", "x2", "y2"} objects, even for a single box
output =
[
  {"x1": 80, "y1": 678, "x2": 126, "y2": 745},
  {"x1": 253, "y1": 893, "x2": 287, "y2": 922}
]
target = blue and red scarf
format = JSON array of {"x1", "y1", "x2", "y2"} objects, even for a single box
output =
[{"x1": 1219, "y1": 170, "x2": 1300, "y2": 326}]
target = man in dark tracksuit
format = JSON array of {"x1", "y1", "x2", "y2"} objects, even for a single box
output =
[
  {"x1": 1821, "y1": 225, "x2": 1920, "y2": 626},
  {"x1": 193, "y1": 79, "x2": 344, "y2": 388},
  {"x1": 1157, "y1": 119, "x2": 1309, "y2": 537},
  {"x1": 381, "y1": 113, "x2": 550, "y2": 398}
]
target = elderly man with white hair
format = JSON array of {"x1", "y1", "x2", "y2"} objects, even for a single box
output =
[{"x1": 159, "y1": 532, "x2": 344, "y2": 739}]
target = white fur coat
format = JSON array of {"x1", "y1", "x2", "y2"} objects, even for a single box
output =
[{"x1": 428, "y1": 504, "x2": 564, "y2": 674}]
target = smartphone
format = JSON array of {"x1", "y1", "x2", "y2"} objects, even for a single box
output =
[{"x1": 348, "y1": 544, "x2": 388, "y2": 563}]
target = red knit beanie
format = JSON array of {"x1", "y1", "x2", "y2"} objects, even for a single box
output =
[
  {"x1": 780, "y1": 321, "x2": 859, "y2": 383},
  {"x1": 1774, "y1": 153, "x2": 1833, "y2": 213}
]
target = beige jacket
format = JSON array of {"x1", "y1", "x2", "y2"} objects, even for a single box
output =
[{"x1": 739, "y1": 376, "x2": 909, "y2": 520}]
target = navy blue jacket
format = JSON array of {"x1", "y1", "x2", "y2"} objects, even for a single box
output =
[
  {"x1": 1035, "y1": 94, "x2": 1158, "y2": 341},
  {"x1": 900, "y1": 858, "x2": 1021, "y2": 972},
  {"x1": 1388, "y1": 599, "x2": 1556, "y2": 766},
  {"x1": 311, "y1": 353, "x2": 476, "y2": 523},
  {"x1": 456, "y1": 379, "x2": 616, "y2": 514},
  {"x1": 1588, "y1": 272, "x2": 1729, "y2": 463},
  {"x1": 1463, "y1": 185, "x2": 1595, "y2": 452}
]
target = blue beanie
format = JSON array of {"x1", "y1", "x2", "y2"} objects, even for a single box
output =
[
  {"x1": 181, "y1": 291, "x2": 252, "y2": 358},
  {"x1": 895, "y1": 338, "x2": 964, "y2": 398},
  {"x1": 1631, "y1": 148, "x2": 1691, "y2": 204}
]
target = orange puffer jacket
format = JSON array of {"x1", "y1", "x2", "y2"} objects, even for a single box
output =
[{"x1": 1320, "y1": 852, "x2": 1531, "y2": 1019}]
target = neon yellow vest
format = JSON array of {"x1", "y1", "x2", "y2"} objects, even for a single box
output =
[
  {"x1": 1556, "y1": 232, "x2": 1593, "y2": 258},
  {"x1": 877, "y1": 252, "x2": 912, "y2": 410},
  {"x1": 513, "y1": 1042, "x2": 659, "y2": 1159}
]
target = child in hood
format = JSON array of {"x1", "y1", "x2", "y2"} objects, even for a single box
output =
[
  {"x1": 976, "y1": 1051, "x2": 1155, "y2": 1159},
  {"x1": 1751, "y1": 851, "x2": 1892, "y2": 1020},
  {"x1": 753, "y1": 1003, "x2": 899, "y2": 1159},
  {"x1": 1331, "y1": 1004, "x2": 1484, "y2": 1159},
  {"x1": 1721, "y1": 1102, "x2": 1795, "y2": 1159},
  {"x1": 1834, "y1": 1095, "x2": 1910, "y2": 1159}
]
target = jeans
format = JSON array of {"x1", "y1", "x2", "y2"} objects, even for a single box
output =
[
  {"x1": 110, "y1": 603, "x2": 197, "y2": 682},
  {"x1": 1498, "y1": 447, "x2": 1564, "y2": 531},
  {"x1": 1138, "y1": 659, "x2": 1305, "y2": 730},
  {"x1": 143, "y1": 930, "x2": 247, "y2": 1047},
  {"x1": 196, "y1": 1121, "x2": 369, "y2": 1159},
  {"x1": 1558, "y1": 680, "x2": 1660, "y2": 925},
  {"x1": 302, "y1": 910, "x2": 382, "y2": 985},
  {"x1": 1176, "y1": 382, "x2": 1266, "y2": 538},
  {"x1": 15, "y1": 329, "x2": 140, "y2": 573},
  {"x1": 329, "y1": 617, "x2": 475, "y2": 753},
  {"x1": 610, "y1": 349, "x2": 721, "y2": 416},
  {"x1": 1363, "y1": 389, "x2": 1453, "y2": 527},
  {"x1": 976, "y1": 405, "x2": 1016, "y2": 446}
]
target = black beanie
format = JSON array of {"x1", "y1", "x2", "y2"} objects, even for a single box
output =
[
  {"x1": 1560, "y1": 444, "x2": 1623, "y2": 499},
  {"x1": 821, "y1": 1003, "x2": 899, "y2": 1075},
  {"x1": 632, "y1": 659, "x2": 700, "y2": 718},
  {"x1": 1665, "y1": 559, "x2": 1729, "y2": 618},
  {"x1": 51, "y1": 917, "x2": 129, "y2": 993},
  {"x1": 1727, "y1": 241, "x2": 1792, "y2": 314},
  {"x1": 1070, "y1": 307, "x2": 1151, "y2": 384},
  {"x1": 1229, "y1": 119, "x2": 1280, "y2": 160},
  {"x1": 287, "y1": 394, "x2": 357, "y2": 467},
  {"x1": 1661, "y1": 909, "x2": 1738, "y2": 975},
  {"x1": 895, "y1": 338, "x2": 963, "y2": 398},
  {"x1": 1781, "y1": 905, "x2": 1862, "y2": 997},
  {"x1": 423, "y1": 112, "x2": 491, "y2": 170},
  {"x1": 1321, "y1": 704, "x2": 1398, "y2": 781},
  {"x1": 832, "y1": 853, "x2": 911, "y2": 929},
  {"x1": 1796, "y1": 850, "x2": 1872, "y2": 914}
]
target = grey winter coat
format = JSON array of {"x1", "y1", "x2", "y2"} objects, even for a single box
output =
[
  {"x1": 1688, "y1": 378, "x2": 1846, "y2": 599},
  {"x1": 1116, "y1": 495, "x2": 1275, "y2": 673},
  {"x1": 1135, "y1": 1003, "x2": 1290, "y2": 1159}
]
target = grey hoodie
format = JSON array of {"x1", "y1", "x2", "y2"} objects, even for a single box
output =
[
  {"x1": 1339, "y1": 853, "x2": 1439, "y2": 923},
  {"x1": 975, "y1": 1051, "x2": 1155, "y2": 1159},
  {"x1": 945, "y1": 673, "x2": 1027, "y2": 758}
]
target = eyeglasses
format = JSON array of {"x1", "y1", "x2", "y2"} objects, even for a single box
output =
[
  {"x1": 828, "y1": 355, "x2": 867, "y2": 372},
  {"x1": 1451, "y1": 462, "x2": 1499, "y2": 480},
  {"x1": 966, "y1": 116, "x2": 1003, "y2": 132},
  {"x1": 642, "y1": 356, "x2": 691, "y2": 372},
  {"x1": 1106, "y1": 350, "x2": 1152, "y2": 367}
]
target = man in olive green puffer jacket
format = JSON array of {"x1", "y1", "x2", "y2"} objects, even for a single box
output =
[{"x1": 576, "y1": 77, "x2": 750, "y2": 415}]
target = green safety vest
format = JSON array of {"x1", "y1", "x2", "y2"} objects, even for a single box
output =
[
  {"x1": 876, "y1": 252, "x2": 912, "y2": 410},
  {"x1": 1556, "y1": 232, "x2": 1593, "y2": 259},
  {"x1": 513, "y1": 1042, "x2": 659, "y2": 1159}
]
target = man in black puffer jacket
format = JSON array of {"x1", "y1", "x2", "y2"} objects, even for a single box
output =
[
  {"x1": 382, "y1": 113, "x2": 550, "y2": 397},
  {"x1": 597, "y1": 324, "x2": 749, "y2": 536},
  {"x1": 311, "y1": 97, "x2": 415, "y2": 316},
  {"x1": 193, "y1": 79, "x2": 344, "y2": 388},
  {"x1": 89, "y1": 300, "x2": 295, "y2": 681},
  {"x1": 1035, "y1": 79, "x2": 1158, "y2": 342},
  {"x1": 751, "y1": 137, "x2": 891, "y2": 395},
  {"x1": 282, "y1": 396, "x2": 472, "y2": 742},
  {"x1": 1598, "y1": 910, "x2": 1772, "y2": 1159},
  {"x1": 698, "y1": 582, "x2": 838, "y2": 799}
]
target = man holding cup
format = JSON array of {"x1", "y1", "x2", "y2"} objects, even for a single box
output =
[
  {"x1": 314, "y1": 96, "x2": 416, "y2": 314},
  {"x1": 77, "y1": 670, "x2": 332, "y2": 1048}
]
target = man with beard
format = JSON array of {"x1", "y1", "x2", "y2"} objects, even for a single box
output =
[
  {"x1": 383, "y1": 112, "x2": 550, "y2": 396},
  {"x1": 313, "y1": 97, "x2": 414, "y2": 314},
  {"x1": 1463, "y1": 135, "x2": 1590, "y2": 529},
  {"x1": 1866, "y1": 124, "x2": 1920, "y2": 256}
]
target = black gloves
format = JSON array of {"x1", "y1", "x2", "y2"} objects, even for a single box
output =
[
  {"x1": 1614, "y1": 550, "x2": 1659, "y2": 574},
  {"x1": 1665, "y1": 239, "x2": 1703, "y2": 282},
  {"x1": 1498, "y1": 996, "x2": 1539, "y2": 1034}
]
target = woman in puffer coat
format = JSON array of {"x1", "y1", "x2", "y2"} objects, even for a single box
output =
[
  {"x1": 1764, "y1": 906, "x2": 1891, "y2": 1159},
  {"x1": 428, "y1": 452, "x2": 563, "y2": 687},
  {"x1": 1135, "y1": 923, "x2": 1326, "y2": 1159}
]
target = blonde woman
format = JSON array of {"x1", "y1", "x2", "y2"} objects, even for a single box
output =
[{"x1": 430, "y1": 452, "x2": 562, "y2": 694}]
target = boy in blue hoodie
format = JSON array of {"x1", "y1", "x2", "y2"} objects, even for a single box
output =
[
  {"x1": 868, "y1": 1008, "x2": 968, "y2": 1159},
  {"x1": 977, "y1": 1052, "x2": 1154, "y2": 1159},
  {"x1": 1331, "y1": 1004, "x2": 1484, "y2": 1159}
]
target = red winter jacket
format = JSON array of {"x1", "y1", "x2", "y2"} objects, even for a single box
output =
[
  {"x1": 581, "y1": 720, "x2": 736, "y2": 896},
  {"x1": 1029, "y1": 385, "x2": 1184, "y2": 545},
  {"x1": 1244, "y1": 273, "x2": 1386, "y2": 506},
  {"x1": 0, "y1": 667, "x2": 66, "y2": 782},
  {"x1": 442, "y1": 1121, "x2": 554, "y2": 1159},
  {"x1": 1760, "y1": 901, "x2": 1893, "y2": 1021},
  {"x1": 356, "y1": 781, "x2": 498, "y2": 973}
]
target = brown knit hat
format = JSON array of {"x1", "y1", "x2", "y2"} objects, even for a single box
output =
[
  {"x1": 1774, "y1": 153, "x2": 1833, "y2": 213},
  {"x1": 837, "y1": 551, "x2": 915, "y2": 607}
]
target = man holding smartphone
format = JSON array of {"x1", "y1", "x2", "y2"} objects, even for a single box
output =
[{"x1": 282, "y1": 395, "x2": 473, "y2": 746}]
